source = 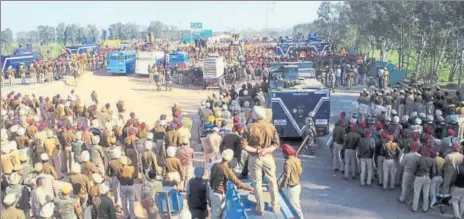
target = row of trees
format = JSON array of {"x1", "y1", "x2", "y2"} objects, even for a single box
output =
[
  {"x1": 0, "y1": 21, "x2": 188, "y2": 47},
  {"x1": 293, "y1": 1, "x2": 464, "y2": 84}
]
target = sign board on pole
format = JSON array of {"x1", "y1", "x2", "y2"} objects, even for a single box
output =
[{"x1": 190, "y1": 22, "x2": 203, "y2": 29}]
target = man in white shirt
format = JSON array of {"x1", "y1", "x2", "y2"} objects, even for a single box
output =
[
  {"x1": 31, "y1": 176, "x2": 55, "y2": 217},
  {"x1": 378, "y1": 67, "x2": 384, "y2": 88},
  {"x1": 336, "y1": 66, "x2": 342, "y2": 88}
]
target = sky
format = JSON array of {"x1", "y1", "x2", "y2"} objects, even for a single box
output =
[{"x1": 1, "y1": 1, "x2": 322, "y2": 32}]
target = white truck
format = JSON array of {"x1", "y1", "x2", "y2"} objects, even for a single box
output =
[
  {"x1": 135, "y1": 51, "x2": 165, "y2": 75},
  {"x1": 202, "y1": 54, "x2": 225, "y2": 89}
]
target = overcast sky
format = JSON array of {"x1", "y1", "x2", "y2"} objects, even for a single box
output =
[{"x1": 1, "y1": 1, "x2": 322, "y2": 32}]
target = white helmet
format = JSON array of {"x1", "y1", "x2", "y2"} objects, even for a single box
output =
[
  {"x1": 392, "y1": 116, "x2": 400, "y2": 124},
  {"x1": 411, "y1": 111, "x2": 418, "y2": 118},
  {"x1": 435, "y1": 110, "x2": 443, "y2": 117},
  {"x1": 414, "y1": 118, "x2": 422, "y2": 125},
  {"x1": 426, "y1": 115, "x2": 434, "y2": 123},
  {"x1": 419, "y1": 113, "x2": 426, "y2": 119}
]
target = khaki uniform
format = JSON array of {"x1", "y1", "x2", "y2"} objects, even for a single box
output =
[{"x1": 241, "y1": 120, "x2": 280, "y2": 212}]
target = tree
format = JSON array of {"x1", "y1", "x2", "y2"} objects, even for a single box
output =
[
  {"x1": 56, "y1": 23, "x2": 66, "y2": 44},
  {"x1": 37, "y1": 25, "x2": 55, "y2": 45},
  {"x1": 86, "y1": 24, "x2": 100, "y2": 42},
  {"x1": 108, "y1": 23, "x2": 124, "y2": 40},
  {"x1": 1, "y1": 28, "x2": 13, "y2": 44},
  {"x1": 64, "y1": 24, "x2": 79, "y2": 44},
  {"x1": 101, "y1": 29, "x2": 108, "y2": 41}
]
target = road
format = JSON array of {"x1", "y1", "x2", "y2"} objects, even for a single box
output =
[{"x1": 3, "y1": 74, "x2": 449, "y2": 219}]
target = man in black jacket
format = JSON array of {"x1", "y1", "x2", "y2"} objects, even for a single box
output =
[
  {"x1": 332, "y1": 120, "x2": 346, "y2": 173},
  {"x1": 357, "y1": 130, "x2": 375, "y2": 186},
  {"x1": 94, "y1": 183, "x2": 118, "y2": 219},
  {"x1": 187, "y1": 167, "x2": 209, "y2": 219},
  {"x1": 344, "y1": 125, "x2": 361, "y2": 180}
]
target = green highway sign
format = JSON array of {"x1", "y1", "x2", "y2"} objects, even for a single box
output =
[{"x1": 190, "y1": 22, "x2": 203, "y2": 29}]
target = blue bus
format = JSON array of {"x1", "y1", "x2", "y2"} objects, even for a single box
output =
[{"x1": 106, "y1": 50, "x2": 136, "y2": 74}]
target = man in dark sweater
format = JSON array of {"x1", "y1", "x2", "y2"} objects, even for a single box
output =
[
  {"x1": 344, "y1": 125, "x2": 361, "y2": 180},
  {"x1": 332, "y1": 120, "x2": 346, "y2": 172},
  {"x1": 187, "y1": 167, "x2": 209, "y2": 219},
  {"x1": 412, "y1": 147, "x2": 434, "y2": 212},
  {"x1": 357, "y1": 130, "x2": 375, "y2": 186}
]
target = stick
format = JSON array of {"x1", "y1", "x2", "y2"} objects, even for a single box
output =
[{"x1": 277, "y1": 135, "x2": 310, "y2": 184}]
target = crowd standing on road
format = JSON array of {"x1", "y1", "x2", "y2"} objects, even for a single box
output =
[
  {"x1": 331, "y1": 82, "x2": 464, "y2": 218},
  {"x1": 0, "y1": 74, "x2": 306, "y2": 219},
  {"x1": 0, "y1": 53, "x2": 106, "y2": 87}
]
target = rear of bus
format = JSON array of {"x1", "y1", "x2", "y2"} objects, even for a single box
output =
[{"x1": 107, "y1": 52, "x2": 127, "y2": 74}]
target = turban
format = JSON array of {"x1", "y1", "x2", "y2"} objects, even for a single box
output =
[
  {"x1": 282, "y1": 144, "x2": 297, "y2": 156},
  {"x1": 252, "y1": 106, "x2": 266, "y2": 120},
  {"x1": 375, "y1": 121, "x2": 383, "y2": 129},
  {"x1": 448, "y1": 129, "x2": 455, "y2": 135},
  {"x1": 221, "y1": 149, "x2": 234, "y2": 161}
]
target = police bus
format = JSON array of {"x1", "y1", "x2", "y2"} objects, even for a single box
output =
[{"x1": 106, "y1": 50, "x2": 136, "y2": 75}]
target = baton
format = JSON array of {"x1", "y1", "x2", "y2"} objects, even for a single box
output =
[{"x1": 277, "y1": 135, "x2": 310, "y2": 185}]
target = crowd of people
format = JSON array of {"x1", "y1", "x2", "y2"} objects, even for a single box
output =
[
  {"x1": 331, "y1": 83, "x2": 464, "y2": 218},
  {"x1": 0, "y1": 52, "x2": 106, "y2": 87},
  {"x1": 0, "y1": 74, "x2": 306, "y2": 219}
]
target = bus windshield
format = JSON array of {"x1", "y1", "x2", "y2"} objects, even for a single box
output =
[{"x1": 111, "y1": 56, "x2": 125, "y2": 62}]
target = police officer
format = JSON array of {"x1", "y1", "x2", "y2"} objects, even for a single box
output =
[
  {"x1": 19, "y1": 63, "x2": 26, "y2": 85},
  {"x1": 7, "y1": 65, "x2": 14, "y2": 86}
]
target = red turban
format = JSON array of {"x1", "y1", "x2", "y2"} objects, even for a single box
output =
[
  {"x1": 360, "y1": 121, "x2": 367, "y2": 128},
  {"x1": 448, "y1": 129, "x2": 455, "y2": 135},
  {"x1": 282, "y1": 144, "x2": 296, "y2": 156},
  {"x1": 381, "y1": 130, "x2": 388, "y2": 139},
  {"x1": 126, "y1": 121, "x2": 133, "y2": 127},
  {"x1": 412, "y1": 132, "x2": 419, "y2": 140},
  {"x1": 375, "y1": 121, "x2": 383, "y2": 129},
  {"x1": 233, "y1": 117, "x2": 240, "y2": 124},
  {"x1": 453, "y1": 144, "x2": 461, "y2": 152},
  {"x1": 421, "y1": 147, "x2": 429, "y2": 156},
  {"x1": 139, "y1": 122, "x2": 146, "y2": 130}
]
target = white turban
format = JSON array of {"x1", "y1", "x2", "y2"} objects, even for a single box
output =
[
  {"x1": 222, "y1": 149, "x2": 234, "y2": 162},
  {"x1": 46, "y1": 129, "x2": 54, "y2": 138},
  {"x1": 252, "y1": 106, "x2": 266, "y2": 120},
  {"x1": 112, "y1": 147, "x2": 122, "y2": 159},
  {"x1": 99, "y1": 182, "x2": 110, "y2": 195},
  {"x1": 81, "y1": 151, "x2": 90, "y2": 162},
  {"x1": 17, "y1": 127, "x2": 26, "y2": 136},
  {"x1": 167, "y1": 146, "x2": 176, "y2": 157},
  {"x1": 93, "y1": 173, "x2": 104, "y2": 184},
  {"x1": 71, "y1": 163, "x2": 81, "y2": 173},
  {"x1": 91, "y1": 135, "x2": 100, "y2": 145},
  {"x1": 40, "y1": 153, "x2": 49, "y2": 161}
]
